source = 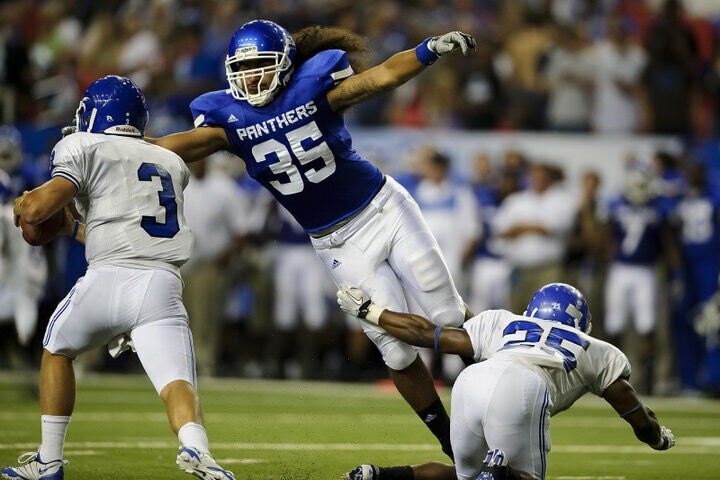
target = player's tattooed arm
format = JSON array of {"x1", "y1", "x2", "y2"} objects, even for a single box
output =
[
  {"x1": 327, "y1": 49, "x2": 426, "y2": 112},
  {"x1": 148, "y1": 126, "x2": 231, "y2": 164}
]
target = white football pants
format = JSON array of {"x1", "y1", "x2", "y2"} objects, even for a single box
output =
[
  {"x1": 604, "y1": 262, "x2": 657, "y2": 336},
  {"x1": 311, "y1": 176, "x2": 465, "y2": 371},
  {"x1": 470, "y1": 256, "x2": 512, "y2": 312},
  {"x1": 451, "y1": 360, "x2": 551, "y2": 480},
  {"x1": 43, "y1": 266, "x2": 196, "y2": 393},
  {"x1": 274, "y1": 244, "x2": 329, "y2": 331}
]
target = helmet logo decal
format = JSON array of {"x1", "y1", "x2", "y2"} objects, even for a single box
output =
[
  {"x1": 236, "y1": 46, "x2": 258, "y2": 56},
  {"x1": 106, "y1": 115, "x2": 114, "y2": 122},
  {"x1": 551, "y1": 302, "x2": 561, "y2": 311},
  {"x1": 565, "y1": 304, "x2": 583, "y2": 328}
]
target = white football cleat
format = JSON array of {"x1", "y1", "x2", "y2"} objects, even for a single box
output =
[
  {"x1": 176, "y1": 447, "x2": 235, "y2": 480},
  {"x1": 1, "y1": 451, "x2": 67, "y2": 480},
  {"x1": 341, "y1": 464, "x2": 379, "y2": 480}
]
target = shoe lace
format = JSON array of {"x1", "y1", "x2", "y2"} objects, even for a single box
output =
[
  {"x1": 17, "y1": 452, "x2": 39, "y2": 464},
  {"x1": 15, "y1": 452, "x2": 68, "y2": 468}
]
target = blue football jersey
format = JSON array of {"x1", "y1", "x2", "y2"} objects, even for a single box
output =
[
  {"x1": 673, "y1": 192, "x2": 720, "y2": 261},
  {"x1": 607, "y1": 196, "x2": 666, "y2": 265},
  {"x1": 473, "y1": 183, "x2": 501, "y2": 258},
  {"x1": 190, "y1": 50, "x2": 383, "y2": 233}
]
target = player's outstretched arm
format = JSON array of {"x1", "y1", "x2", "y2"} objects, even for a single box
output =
[
  {"x1": 148, "y1": 126, "x2": 231, "y2": 164},
  {"x1": 602, "y1": 378, "x2": 675, "y2": 450},
  {"x1": 337, "y1": 287, "x2": 474, "y2": 357},
  {"x1": 327, "y1": 31, "x2": 476, "y2": 112}
]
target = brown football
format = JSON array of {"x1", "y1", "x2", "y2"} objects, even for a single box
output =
[{"x1": 20, "y1": 210, "x2": 66, "y2": 246}]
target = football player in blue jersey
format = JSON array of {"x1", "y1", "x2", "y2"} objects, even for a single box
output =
[
  {"x1": 671, "y1": 163, "x2": 720, "y2": 392},
  {"x1": 152, "y1": 20, "x2": 476, "y2": 458},
  {"x1": 602, "y1": 168, "x2": 679, "y2": 394}
]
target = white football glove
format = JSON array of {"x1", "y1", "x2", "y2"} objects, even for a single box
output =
[
  {"x1": 650, "y1": 426, "x2": 675, "y2": 450},
  {"x1": 61, "y1": 125, "x2": 77, "y2": 137},
  {"x1": 336, "y1": 287, "x2": 384, "y2": 325},
  {"x1": 428, "y1": 31, "x2": 476, "y2": 57}
]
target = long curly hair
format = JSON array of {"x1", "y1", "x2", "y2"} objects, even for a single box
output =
[{"x1": 292, "y1": 26, "x2": 369, "y2": 74}]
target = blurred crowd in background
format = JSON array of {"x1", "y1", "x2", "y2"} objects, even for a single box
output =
[
  {"x1": 1, "y1": 0, "x2": 720, "y2": 398},
  {"x1": 4, "y1": 0, "x2": 720, "y2": 135}
]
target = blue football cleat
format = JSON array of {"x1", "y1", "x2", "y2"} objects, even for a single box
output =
[
  {"x1": 176, "y1": 446, "x2": 235, "y2": 480},
  {"x1": 1, "y1": 451, "x2": 67, "y2": 480}
]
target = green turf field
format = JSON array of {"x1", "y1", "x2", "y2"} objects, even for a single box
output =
[{"x1": 1, "y1": 374, "x2": 719, "y2": 479}]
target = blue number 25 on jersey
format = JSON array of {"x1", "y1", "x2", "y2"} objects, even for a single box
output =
[{"x1": 500, "y1": 320, "x2": 590, "y2": 372}]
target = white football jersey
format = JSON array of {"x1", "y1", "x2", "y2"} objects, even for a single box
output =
[
  {"x1": 50, "y1": 132, "x2": 193, "y2": 274},
  {"x1": 463, "y1": 309, "x2": 631, "y2": 415}
]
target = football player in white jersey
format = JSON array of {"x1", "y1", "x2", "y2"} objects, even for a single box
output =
[
  {"x1": 338, "y1": 283, "x2": 675, "y2": 480},
  {"x1": 2, "y1": 76, "x2": 234, "y2": 480}
]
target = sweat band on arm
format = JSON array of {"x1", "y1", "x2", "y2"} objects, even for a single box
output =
[
  {"x1": 433, "y1": 325, "x2": 443, "y2": 352},
  {"x1": 71, "y1": 220, "x2": 80, "y2": 240},
  {"x1": 619, "y1": 401, "x2": 643, "y2": 419},
  {"x1": 364, "y1": 304, "x2": 384, "y2": 325},
  {"x1": 415, "y1": 38, "x2": 439, "y2": 66}
]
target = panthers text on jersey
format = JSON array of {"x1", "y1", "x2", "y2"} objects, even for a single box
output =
[
  {"x1": 190, "y1": 50, "x2": 384, "y2": 233},
  {"x1": 50, "y1": 132, "x2": 193, "y2": 275},
  {"x1": 463, "y1": 309, "x2": 631, "y2": 415}
]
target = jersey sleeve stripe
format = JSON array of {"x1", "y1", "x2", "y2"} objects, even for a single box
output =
[
  {"x1": 330, "y1": 65, "x2": 354, "y2": 81},
  {"x1": 52, "y1": 171, "x2": 81, "y2": 190},
  {"x1": 193, "y1": 114, "x2": 206, "y2": 128}
]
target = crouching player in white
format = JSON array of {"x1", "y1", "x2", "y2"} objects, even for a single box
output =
[
  {"x1": 1, "y1": 76, "x2": 234, "y2": 480},
  {"x1": 337, "y1": 283, "x2": 675, "y2": 480}
]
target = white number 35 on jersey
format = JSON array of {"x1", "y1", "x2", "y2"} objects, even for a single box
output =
[{"x1": 249, "y1": 121, "x2": 336, "y2": 195}]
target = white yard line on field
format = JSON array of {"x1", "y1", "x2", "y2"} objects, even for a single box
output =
[
  {"x1": 553, "y1": 477, "x2": 625, "y2": 479},
  {"x1": 0, "y1": 442, "x2": 717, "y2": 455},
  {"x1": 3, "y1": 411, "x2": 719, "y2": 431},
  {"x1": 216, "y1": 459, "x2": 267, "y2": 464}
]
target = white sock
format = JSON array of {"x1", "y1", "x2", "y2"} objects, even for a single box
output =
[
  {"x1": 39, "y1": 415, "x2": 71, "y2": 461},
  {"x1": 178, "y1": 422, "x2": 210, "y2": 454}
]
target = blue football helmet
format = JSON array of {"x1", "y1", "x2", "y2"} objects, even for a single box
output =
[
  {"x1": 75, "y1": 75, "x2": 148, "y2": 137},
  {"x1": 225, "y1": 20, "x2": 296, "y2": 107},
  {"x1": 525, "y1": 283, "x2": 592, "y2": 334}
]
